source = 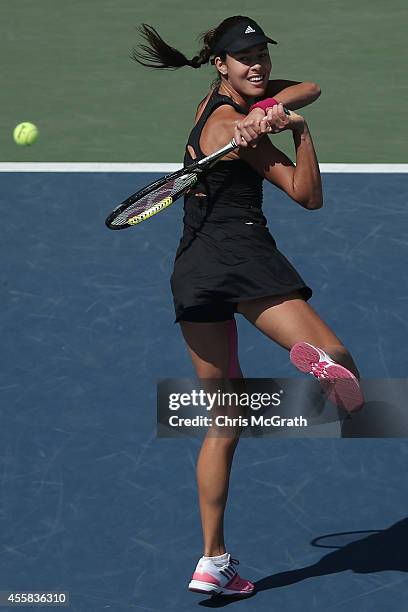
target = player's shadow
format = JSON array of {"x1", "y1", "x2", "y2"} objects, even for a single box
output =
[
  {"x1": 198, "y1": 517, "x2": 408, "y2": 607},
  {"x1": 255, "y1": 516, "x2": 408, "y2": 592}
]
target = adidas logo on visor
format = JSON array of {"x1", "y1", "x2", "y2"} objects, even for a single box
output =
[{"x1": 244, "y1": 25, "x2": 256, "y2": 34}]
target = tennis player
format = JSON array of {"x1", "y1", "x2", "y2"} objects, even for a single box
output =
[{"x1": 133, "y1": 15, "x2": 364, "y2": 597}]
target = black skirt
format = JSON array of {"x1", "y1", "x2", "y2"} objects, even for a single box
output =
[{"x1": 171, "y1": 218, "x2": 312, "y2": 323}]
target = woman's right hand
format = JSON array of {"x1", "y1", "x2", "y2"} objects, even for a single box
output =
[
  {"x1": 265, "y1": 104, "x2": 305, "y2": 134},
  {"x1": 234, "y1": 108, "x2": 270, "y2": 148}
]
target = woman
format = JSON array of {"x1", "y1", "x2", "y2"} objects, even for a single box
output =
[{"x1": 133, "y1": 16, "x2": 363, "y2": 597}]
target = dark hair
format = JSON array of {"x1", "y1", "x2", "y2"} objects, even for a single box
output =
[{"x1": 131, "y1": 16, "x2": 251, "y2": 71}]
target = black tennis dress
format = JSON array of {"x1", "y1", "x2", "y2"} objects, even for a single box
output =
[{"x1": 170, "y1": 88, "x2": 312, "y2": 323}]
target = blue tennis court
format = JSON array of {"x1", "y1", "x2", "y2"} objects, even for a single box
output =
[{"x1": 1, "y1": 171, "x2": 408, "y2": 610}]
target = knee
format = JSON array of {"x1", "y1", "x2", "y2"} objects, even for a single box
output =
[
  {"x1": 194, "y1": 364, "x2": 229, "y2": 378},
  {"x1": 202, "y1": 433, "x2": 240, "y2": 454}
]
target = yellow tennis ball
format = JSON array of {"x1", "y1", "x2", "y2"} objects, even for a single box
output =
[{"x1": 13, "y1": 122, "x2": 39, "y2": 146}]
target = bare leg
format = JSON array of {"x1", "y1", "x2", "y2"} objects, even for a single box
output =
[
  {"x1": 238, "y1": 292, "x2": 360, "y2": 379},
  {"x1": 195, "y1": 435, "x2": 240, "y2": 556},
  {"x1": 180, "y1": 318, "x2": 243, "y2": 557}
]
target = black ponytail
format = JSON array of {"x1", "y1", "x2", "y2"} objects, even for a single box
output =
[
  {"x1": 131, "y1": 24, "x2": 211, "y2": 70},
  {"x1": 131, "y1": 16, "x2": 254, "y2": 72}
]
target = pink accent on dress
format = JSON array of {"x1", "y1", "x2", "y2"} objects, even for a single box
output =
[{"x1": 227, "y1": 319, "x2": 240, "y2": 378}]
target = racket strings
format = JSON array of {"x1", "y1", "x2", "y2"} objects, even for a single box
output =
[{"x1": 111, "y1": 173, "x2": 198, "y2": 227}]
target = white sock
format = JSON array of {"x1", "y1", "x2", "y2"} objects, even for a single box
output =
[{"x1": 203, "y1": 552, "x2": 229, "y2": 567}]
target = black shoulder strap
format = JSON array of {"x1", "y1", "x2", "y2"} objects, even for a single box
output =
[{"x1": 186, "y1": 89, "x2": 246, "y2": 161}]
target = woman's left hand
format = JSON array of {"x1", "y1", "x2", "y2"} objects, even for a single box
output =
[{"x1": 264, "y1": 103, "x2": 305, "y2": 133}]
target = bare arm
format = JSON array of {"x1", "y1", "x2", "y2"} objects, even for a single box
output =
[
  {"x1": 198, "y1": 104, "x2": 322, "y2": 210},
  {"x1": 238, "y1": 106, "x2": 323, "y2": 210},
  {"x1": 265, "y1": 79, "x2": 321, "y2": 110},
  {"x1": 235, "y1": 79, "x2": 321, "y2": 149}
]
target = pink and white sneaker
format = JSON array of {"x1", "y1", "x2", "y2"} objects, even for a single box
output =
[
  {"x1": 290, "y1": 342, "x2": 364, "y2": 413},
  {"x1": 188, "y1": 553, "x2": 254, "y2": 597}
]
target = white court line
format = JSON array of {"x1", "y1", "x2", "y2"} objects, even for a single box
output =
[{"x1": 0, "y1": 163, "x2": 407, "y2": 173}]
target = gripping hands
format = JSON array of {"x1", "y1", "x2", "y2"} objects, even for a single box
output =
[{"x1": 234, "y1": 103, "x2": 305, "y2": 148}]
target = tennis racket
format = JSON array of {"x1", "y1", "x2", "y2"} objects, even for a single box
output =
[
  {"x1": 105, "y1": 105, "x2": 291, "y2": 230},
  {"x1": 105, "y1": 138, "x2": 238, "y2": 230}
]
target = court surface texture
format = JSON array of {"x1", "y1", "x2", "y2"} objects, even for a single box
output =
[{"x1": 1, "y1": 170, "x2": 407, "y2": 611}]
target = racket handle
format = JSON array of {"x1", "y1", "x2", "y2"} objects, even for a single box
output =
[{"x1": 197, "y1": 139, "x2": 238, "y2": 166}]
